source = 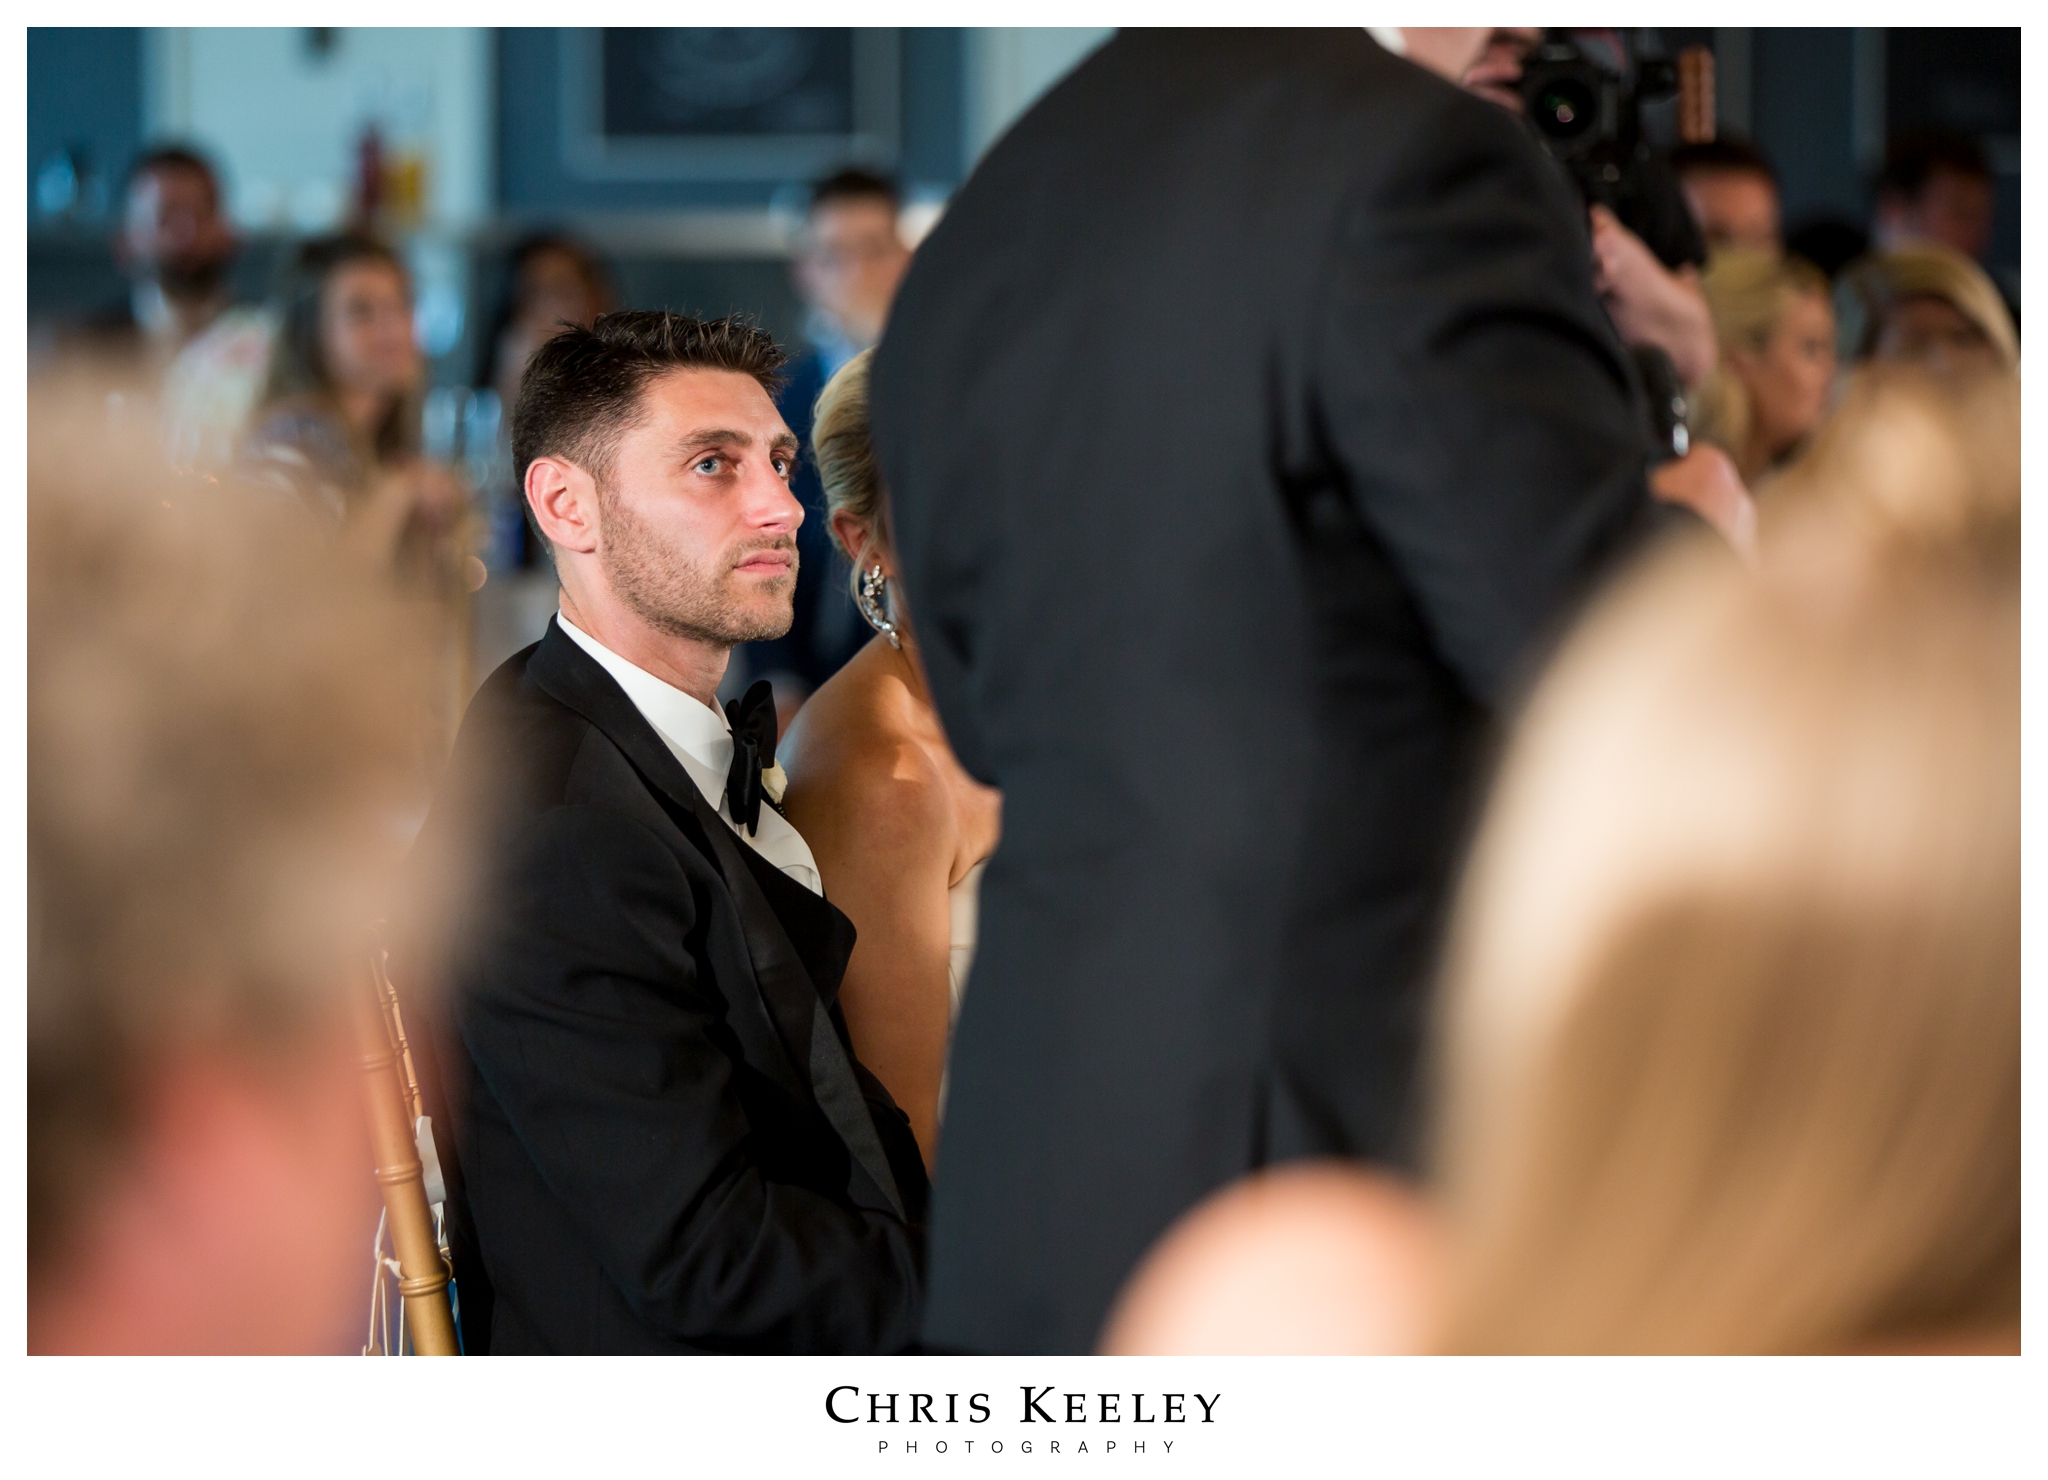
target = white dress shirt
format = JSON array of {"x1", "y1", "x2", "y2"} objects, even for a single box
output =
[{"x1": 557, "y1": 614, "x2": 823, "y2": 895}]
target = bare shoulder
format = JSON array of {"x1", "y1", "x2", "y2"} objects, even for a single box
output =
[
  {"x1": 778, "y1": 637, "x2": 890, "y2": 779},
  {"x1": 782, "y1": 656, "x2": 952, "y2": 864}
]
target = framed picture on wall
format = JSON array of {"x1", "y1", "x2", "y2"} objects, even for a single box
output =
[{"x1": 559, "y1": 27, "x2": 900, "y2": 181}]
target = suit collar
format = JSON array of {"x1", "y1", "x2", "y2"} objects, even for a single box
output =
[
  {"x1": 551, "y1": 613, "x2": 823, "y2": 893},
  {"x1": 529, "y1": 617, "x2": 720, "y2": 827},
  {"x1": 554, "y1": 612, "x2": 738, "y2": 802}
]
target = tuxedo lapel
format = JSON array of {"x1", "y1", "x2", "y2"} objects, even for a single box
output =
[{"x1": 526, "y1": 621, "x2": 905, "y2": 1220}]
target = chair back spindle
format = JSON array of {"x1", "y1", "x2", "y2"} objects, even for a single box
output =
[{"x1": 356, "y1": 954, "x2": 459, "y2": 1355}]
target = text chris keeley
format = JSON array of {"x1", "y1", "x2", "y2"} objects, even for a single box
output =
[{"x1": 826, "y1": 1388, "x2": 1220, "y2": 1426}]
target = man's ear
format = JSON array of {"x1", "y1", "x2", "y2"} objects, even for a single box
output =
[{"x1": 525, "y1": 455, "x2": 601, "y2": 557}]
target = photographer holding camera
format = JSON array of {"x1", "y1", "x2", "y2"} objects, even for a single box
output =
[
  {"x1": 1457, "y1": 26, "x2": 1749, "y2": 557},
  {"x1": 1464, "y1": 28, "x2": 1718, "y2": 393}
]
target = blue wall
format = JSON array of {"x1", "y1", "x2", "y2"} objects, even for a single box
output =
[
  {"x1": 28, "y1": 28, "x2": 143, "y2": 223},
  {"x1": 26, "y1": 26, "x2": 2019, "y2": 317},
  {"x1": 1752, "y1": 29, "x2": 1863, "y2": 226}
]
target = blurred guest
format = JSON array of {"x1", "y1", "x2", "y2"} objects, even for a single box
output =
[
  {"x1": 1434, "y1": 406, "x2": 2016, "y2": 1353},
  {"x1": 1099, "y1": 1163, "x2": 1441, "y2": 1355},
  {"x1": 410, "y1": 312, "x2": 926, "y2": 1353},
  {"x1": 1671, "y1": 138, "x2": 1782, "y2": 257},
  {"x1": 873, "y1": 28, "x2": 1685, "y2": 1355},
  {"x1": 1842, "y1": 245, "x2": 2018, "y2": 379},
  {"x1": 792, "y1": 170, "x2": 912, "y2": 378},
  {"x1": 1107, "y1": 369, "x2": 2017, "y2": 1355},
  {"x1": 1458, "y1": 27, "x2": 1718, "y2": 389},
  {"x1": 243, "y1": 234, "x2": 468, "y2": 584},
  {"x1": 741, "y1": 169, "x2": 915, "y2": 724},
  {"x1": 469, "y1": 233, "x2": 614, "y2": 570},
  {"x1": 1693, "y1": 250, "x2": 1837, "y2": 483},
  {"x1": 1763, "y1": 362, "x2": 2019, "y2": 562},
  {"x1": 1874, "y1": 131, "x2": 1995, "y2": 263},
  {"x1": 779, "y1": 350, "x2": 1003, "y2": 1171},
  {"x1": 479, "y1": 232, "x2": 614, "y2": 425},
  {"x1": 27, "y1": 390, "x2": 450, "y2": 1353},
  {"x1": 67, "y1": 145, "x2": 238, "y2": 373}
]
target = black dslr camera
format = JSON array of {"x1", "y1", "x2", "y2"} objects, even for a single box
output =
[
  {"x1": 1517, "y1": 33, "x2": 1680, "y2": 225},
  {"x1": 1519, "y1": 32, "x2": 1693, "y2": 462}
]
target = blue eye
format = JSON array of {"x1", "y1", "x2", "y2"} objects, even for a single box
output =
[{"x1": 695, "y1": 457, "x2": 721, "y2": 475}]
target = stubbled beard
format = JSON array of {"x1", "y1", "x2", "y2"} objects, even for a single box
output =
[{"x1": 596, "y1": 483, "x2": 797, "y2": 646}]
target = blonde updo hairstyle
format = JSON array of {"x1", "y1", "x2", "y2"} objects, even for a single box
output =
[{"x1": 812, "y1": 348, "x2": 890, "y2": 601}]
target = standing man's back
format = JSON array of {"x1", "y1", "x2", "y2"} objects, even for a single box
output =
[{"x1": 872, "y1": 29, "x2": 1651, "y2": 1353}]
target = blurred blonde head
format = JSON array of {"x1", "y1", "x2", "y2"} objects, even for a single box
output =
[
  {"x1": 1692, "y1": 250, "x2": 1836, "y2": 480},
  {"x1": 1846, "y1": 244, "x2": 2018, "y2": 377},
  {"x1": 1099, "y1": 1164, "x2": 1442, "y2": 1355},
  {"x1": 29, "y1": 381, "x2": 456, "y2": 1350},
  {"x1": 1763, "y1": 361, "x2": 2018, "y2": 574},
  {"x1": 1432, "y1": 374, "x2": 2018, "y2": 1353}
]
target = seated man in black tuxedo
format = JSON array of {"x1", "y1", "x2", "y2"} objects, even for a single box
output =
[{"x1": 412, "y1": 311, "x2": 927, "y2": 1353}]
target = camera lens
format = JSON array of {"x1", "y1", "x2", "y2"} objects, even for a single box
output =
[{"x1": 1534, "y1": 78, "x2": 1598, "y2": 140}]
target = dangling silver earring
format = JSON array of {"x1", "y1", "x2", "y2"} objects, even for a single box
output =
[{"x1": 855, "y1": 562, "x2": 902, "y2": 649}]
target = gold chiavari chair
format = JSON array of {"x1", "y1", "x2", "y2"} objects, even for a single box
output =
[{"x1": 358, "y1": 942, "x2": 460, "y2": 1356}]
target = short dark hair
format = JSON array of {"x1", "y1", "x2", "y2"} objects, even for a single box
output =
[
  {"x1": 1879, "y1": 131, "x2": 1991, "y2": 199},
  {"x1": 512, "y1": 310, "x2": 789, "y2": 493},
  {"x1": 809, "y1": 167, "x2": 899, "y2": 216},
  {"x1": 1670, "y1": 137, "x2": 1778, "y2": 188},
  {"x1": 125, "y1": 144, "x2": 222, "y2": 208}
]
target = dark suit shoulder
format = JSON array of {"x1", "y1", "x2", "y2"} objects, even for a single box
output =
[
  {"x1": 470, "y1": 798, "x2": 705, "y2": 997},
  {"x1": 445, "y1": 641, "x2": 601, "y2": 814},
  {"x1": 451, "y1": 638, "x2": 743, "y2": 882}
]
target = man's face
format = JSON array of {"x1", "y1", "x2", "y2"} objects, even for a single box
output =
[
  {"x1": 596, "y1": 368, "x2": 805, "y2": 648},
  {"x1": 794, "y1": 197, "x2": 911, "y2": 348},
  {"x1": 120, "y1": 164, "x2": 235, "y2": 296},
  {"x1": 1461, "y1": 28, "x2": 1543, "y2": 113},
  {"x1": 1681, "y1": 169, "x2": 1782, "y2": 256}
]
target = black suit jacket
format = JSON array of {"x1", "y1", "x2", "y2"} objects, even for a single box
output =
[
  {"x1": 870, "y1": 30, "x2": 1656, "y2": 1353},
  {"x1": 410, "y1": 619, "x2": 927, "y2": 1353}
]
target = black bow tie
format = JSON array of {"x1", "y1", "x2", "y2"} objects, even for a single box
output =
[{"x1": 724, "y1": 679, "x2": 780, "y2": 836}]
